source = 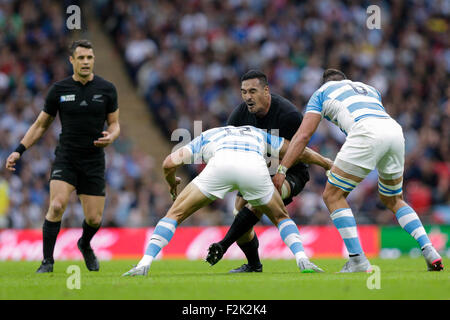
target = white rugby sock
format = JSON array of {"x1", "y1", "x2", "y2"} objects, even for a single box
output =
[
  {"x1": 138, "y1": 217, "x2": 178, "y2": 267},
  {"x1": 137, "y1": 255, "x2": 153, "y2": 268},
  {"x1": 395, "y1": 205, "x2": 431, "y2": 249},
  {"x1": 331, "y1": 208, "x2": 364, "y2": 255},
  {"x1": 278, "y1": 219, "x2": 307, "y2": 265}
]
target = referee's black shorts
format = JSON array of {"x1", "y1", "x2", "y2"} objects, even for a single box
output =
[{"x1": 49, "y1": 148, "x2": 106, "y2": 196}]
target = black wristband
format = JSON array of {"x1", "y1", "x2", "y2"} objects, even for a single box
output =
[{"x1": 14, "y1": 143, "x2": 26, "y2": 155}]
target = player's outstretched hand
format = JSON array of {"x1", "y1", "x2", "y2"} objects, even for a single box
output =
[
  {"x1": 94, "y1": 131, "x2": 113, "y2": 148},
  {"x1": 5, "y1": 152, "x2": 20, "y2": 171},
  {"x1": 272, "y1": 173, "x2": 285, "y2": 194},
  {"x1": 169, "y1": 177, "x2": 182, "y2": 201}
]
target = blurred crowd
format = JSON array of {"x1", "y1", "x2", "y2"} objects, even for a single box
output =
[
  {"x1": 0, "y1": 0, "x2": 448, "y2": 229},
  {"x1": 95, "y1": 0, "x2": 449, "y2": 226}
]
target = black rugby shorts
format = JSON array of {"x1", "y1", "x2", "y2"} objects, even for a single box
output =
[{"x1": 50, "y1": 150, "x2": 106, "y2": 196}]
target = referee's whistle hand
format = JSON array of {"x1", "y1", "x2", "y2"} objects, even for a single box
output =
[
  {"x1": 93, "y1": 131, "x2": 113, "y2": 148},
  {"x1": 5, "y1": 152, "x2": 20, "y2": 171}
]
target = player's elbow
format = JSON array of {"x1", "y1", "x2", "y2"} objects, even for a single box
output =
[
  {"x1": 163, "y1": 151, "x2": 184, "y2": 172},
  {"x1": 162, "y1": 155, "x2": 175, "y2": 171},
  {"x1": 290, "y1": 134, "x2": 310, "y2": 152},
  {"x1": 297, "y1": 132, "x2": 312, "y2": 143}
]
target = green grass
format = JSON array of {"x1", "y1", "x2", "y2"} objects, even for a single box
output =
[{"x1": 0, "y1": 258, "x2": 448, "y2": 300}]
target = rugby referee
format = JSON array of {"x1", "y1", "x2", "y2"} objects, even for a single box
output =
[
  {"x1": 206, "y1": 70, "x2": 332, "y2": 272},
  {"x1": 5, "y1": 40, "x2": 120, "y2": 273}
]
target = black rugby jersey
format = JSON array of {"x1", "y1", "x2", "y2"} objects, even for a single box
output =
[
  {"x1": 227, "y1": 93, "x2": 309, "y2": 178},
  {"x1": 43, "y1": 75, "x2": 118, "y2": 157}
]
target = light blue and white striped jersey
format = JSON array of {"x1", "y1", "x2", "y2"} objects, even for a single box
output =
[
  {"x1": 305, "y1": 80, "x2": 390, "y2": 135},
  {"x1": 185, "y1": 125, "x2": 284, "y2": 164}
]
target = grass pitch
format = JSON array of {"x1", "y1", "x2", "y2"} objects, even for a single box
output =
[{"x1": 0, "y1": 258, "x2": 448, "y2": 300}]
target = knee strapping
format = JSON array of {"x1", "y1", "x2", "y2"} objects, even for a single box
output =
[
  {"x1": 281, "y1": 182, "x2": 290, "y2": 199},
  {"x1": 326, "y1": 170, "x2": 359, "y2": 192},
  {"x1": 378, "y1": 179, "x2": 403, "y2": 197}
]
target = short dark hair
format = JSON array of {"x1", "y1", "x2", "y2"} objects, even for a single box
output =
[
  {"x1": 69, "y1": 40, "x2": 93, "y2": 56},
  {"x1": 240, "y1": 70, "x2": 268, "y2": 87},
  {"x1": 322, "y1": 69, "x2": 347, "y2": 83}
]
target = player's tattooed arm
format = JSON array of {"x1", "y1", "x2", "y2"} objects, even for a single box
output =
[
  {"x1": 279, "y1": 140, "x2": 333, "y2": 170},
  {"x1": 297, "y1": 147, "x2": 333, "y2": 170}
]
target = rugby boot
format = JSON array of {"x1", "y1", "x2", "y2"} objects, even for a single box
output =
[
  {"x1": 422, "y1": 245, "x2": 444, "y2": 271},
  {"x1": 298, "y1": 258, "x2": 324, "y2": 273},
  {"x1": 229, "y1": 263, "x2": 263, "y2": 273},
  {"x1": 339, "y1": 254, "x2": 372, "y2": 273},
  {"x1": 122, "y1": 265, "x2": 149, "y2": 277},
  {"x1": 77, "y1": 238, "x2": 99, "y2": 271},
  {"x1": 206, "y1": 243, "x2": 224, "y2": 266},
  {"x1": 36, "y1": 259, "x2": 54, "y2": 273}
]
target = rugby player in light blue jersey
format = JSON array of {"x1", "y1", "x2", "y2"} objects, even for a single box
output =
[
  {"x1": 123, "y1": 125, "x2": 333, "y2": 276},
  {"x1": 273, "y1": 69, "x2": 443, "y2": 272}
]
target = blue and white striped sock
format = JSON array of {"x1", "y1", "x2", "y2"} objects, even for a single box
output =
[
  {"x1": 278, "y1": 219, "x2": 307, "y2": 263},
  {"x1": 331, "y1": 208, "x2": 363, "y2": 255},
  {"x1": 137, "y1": 217, "x2": 178, "y2": 267},
  {"x1": 395, "y1": 205, "x2": 431, "y2": 249}
]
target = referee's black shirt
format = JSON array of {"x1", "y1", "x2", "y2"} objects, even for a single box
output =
[
  {"x1": 227, "y1": 93, "x2": 309, "y2": 180},
  {"x1": 43, "y1": 75, "x2": 118, "y2": 158}
]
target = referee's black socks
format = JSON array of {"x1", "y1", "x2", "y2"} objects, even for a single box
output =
[
  {"x1": 79, "y1": 219, "x2": 101, "y2": 248},
  {"x1": 218, "y1": 207, "x2": 260, "y2": 252},
  {"x1": 42, "y1": 219, "x2": 61, "y2": 264}
]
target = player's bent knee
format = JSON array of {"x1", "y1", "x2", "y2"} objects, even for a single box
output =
[
  {"x1": 323, "y1": 187, "x2": 343, "y2": 205},
  {"x1": 378, "y1": 178, "x2": 404, "y2": 210},
  {"x1": 251, "y1": 207, "x2": 263, "y2": 220},
  {"x1": 165, "y1": 207, "x2": 187, "y2": 224},
  {"x1": 325, "y1": 170, "x2": 360, "y2": 201},
  {"x1": 378, "y1": 179, "x2": 403, "y2": 197},
  {"x1": 49, "y1": 199, "x2": 66, "y2": 215},
  {"x1": 85, "y1": 216, "x2": 102, "y2": 227},
  {"x1": 271, "y1": 208, "x2": 290, "y2": 225}
]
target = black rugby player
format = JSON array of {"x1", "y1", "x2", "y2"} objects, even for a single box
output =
[
  {"x1": 206, "y1": 70, "x2": 332, "y2": 272},
  {"x1": 5, "y1": 40, "x2": 120, "y2": 273}
]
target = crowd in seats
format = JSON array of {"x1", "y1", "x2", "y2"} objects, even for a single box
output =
[
  {"x1": 95, "y1": 0, "x2": 449, "y2": 226},
  {"x1": 0, "y1": 0, "x2": 448, "y2": 229}
]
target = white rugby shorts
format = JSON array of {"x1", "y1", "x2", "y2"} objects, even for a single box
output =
[
  {"x1": 335, "y1": 117, "x2": 405, "y2": 179},
  {"x1": 192, "y1": 150, "x2": 274, "y2": 206}
]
